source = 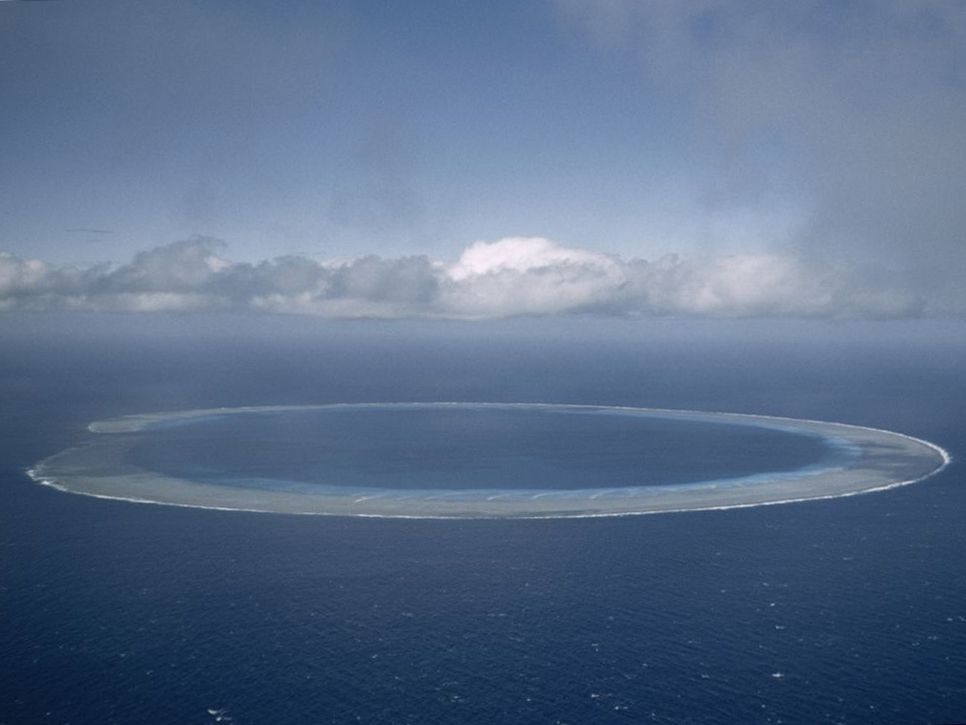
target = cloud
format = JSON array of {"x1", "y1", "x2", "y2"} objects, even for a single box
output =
[
  {"x1": 0, "y1": 237, "x2": 936, "y2": 319},
  {"x1": 554, "y1": 1, "x2": 966, "y2": 310}
]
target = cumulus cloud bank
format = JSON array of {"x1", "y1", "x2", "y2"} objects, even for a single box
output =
[{"x1": 0, "y1": 237, "x2": 931, "y2": 320}]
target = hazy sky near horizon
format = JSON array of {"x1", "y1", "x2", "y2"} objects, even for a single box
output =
[{"x1": 2, "y1": 1, "x2": 965, "y2": 319}]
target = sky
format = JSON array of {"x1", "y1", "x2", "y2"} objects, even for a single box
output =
[{"x1": 1, "y1": 0, "x2": 964, "y2": 319}]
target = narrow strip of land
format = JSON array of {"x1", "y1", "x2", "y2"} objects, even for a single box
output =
[{"x1": 29, "y1": 403, "x2": 949, "y2": 519}]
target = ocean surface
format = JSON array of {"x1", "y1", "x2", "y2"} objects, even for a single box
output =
[{"x1": 2, "y1": 315, "x2": 965, "y2": 723}]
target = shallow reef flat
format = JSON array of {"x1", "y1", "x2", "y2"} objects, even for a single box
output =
[{"x1": 30, "y1": 403, "x2": 949, "y2": 519}]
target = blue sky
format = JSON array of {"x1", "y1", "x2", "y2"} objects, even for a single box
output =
[{"x1": 1, "y1": 1, "x2": 964, "y2": 318}]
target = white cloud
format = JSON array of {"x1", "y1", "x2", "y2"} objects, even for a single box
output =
[
  {"x1": 447, "y1": 237, "x2": 620, "y2": 280},
  {"x1": 441, "y1": 238, "x2": 627, "y2": 317},
  {"x1": 0, "y1": 237, "x2": 934, "y2": 320},
  {"x1": 554, "y1": 1, "x2": 966, "y2": 308}
]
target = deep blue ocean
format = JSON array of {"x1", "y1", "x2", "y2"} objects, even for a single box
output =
[{"x1": 2, "y1": 315, "x2": 964, "y2": 724}]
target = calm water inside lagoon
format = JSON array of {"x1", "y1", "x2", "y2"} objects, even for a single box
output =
[{"x1": 125, "y1": 406, "x2": 831, "y2": 492}]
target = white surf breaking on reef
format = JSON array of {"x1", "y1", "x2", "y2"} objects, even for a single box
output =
[{"x1": 27, "y1": 403, "x2": 950, "y2": 519}]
